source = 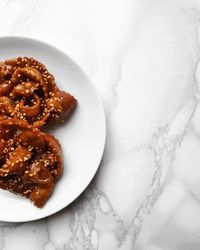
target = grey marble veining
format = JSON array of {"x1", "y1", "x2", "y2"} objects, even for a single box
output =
[{"x1": 0, "y1": 0, "x2": 200, "y2": 249}]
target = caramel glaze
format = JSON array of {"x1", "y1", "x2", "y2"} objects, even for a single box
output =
[
  {"x1": 0, "y1": 117, "x2": 62, "y2": 207},
  {"x1": 0, "y1": 57, "x2": 77, "y2": 127}
]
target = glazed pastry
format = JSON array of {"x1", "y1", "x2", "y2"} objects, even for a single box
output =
[
  {"x1": 0, "y1": 57, "x2": 77, "y2": 127},
  {"x1": 0, "y1": 117, "x2": 63, "y2": 207}
]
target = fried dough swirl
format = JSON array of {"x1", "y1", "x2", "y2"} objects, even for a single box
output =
[
  {"x1": 0, "y1": 117, "x2": 63, "y2": 207},
  {"x1": 0, "y1": 57, "x2": 77, "y2": 127}
]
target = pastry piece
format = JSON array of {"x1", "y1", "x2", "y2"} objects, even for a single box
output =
[
  {"x1": 0, "y1": 57, "x2": 77, "y2": 127},
  {"x1": 0, "y1": 116, "x2": 63, "y2": 207}
]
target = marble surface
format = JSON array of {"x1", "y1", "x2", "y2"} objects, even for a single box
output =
[{"x1": 0, "y1": 0, "x2": 200, "y2": 249}]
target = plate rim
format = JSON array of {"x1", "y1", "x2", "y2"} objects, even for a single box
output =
[{"x1": 0, "y1": 35, "x2": 106, "y2": 222}]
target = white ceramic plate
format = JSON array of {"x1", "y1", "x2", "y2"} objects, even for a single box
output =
[{"x1": 0, "y1": 36, "x2": 106, "y2": 222}]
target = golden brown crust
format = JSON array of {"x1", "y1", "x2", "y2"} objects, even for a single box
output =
[
  {"x1": 0, "y1": 57, "x2": 77, "y2": 127},
  {"x1": 0, "y1": 116, "x2": 63, "y2": 207},
  {"x1": 0, "y1": 57, "x2": 77, "y2": 207}
]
